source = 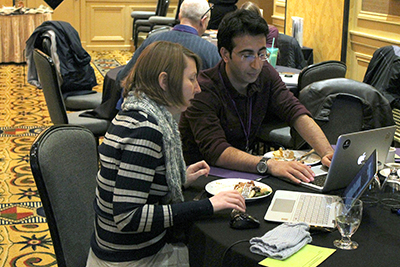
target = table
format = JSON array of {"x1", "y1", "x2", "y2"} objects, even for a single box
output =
[
  {"x1": 0, "y1": 13, "x2": 52, "y2": 63},
  {"x1": 184, "y1": 172, "x2": 400, "y2": 267},
  {"x1": 276, "y1": 65, "x2": 301, "y2": 97}
]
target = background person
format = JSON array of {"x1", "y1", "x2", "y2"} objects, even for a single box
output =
[
  {"x1": 86, "y1": 41, "x2": 245, "y2": 266},
  {"x1": 179, "y1": 9, "x2": 334, "y2": 184},
  {"x1": 207, "y1": 0, "x2": 238, "y2": 30}
]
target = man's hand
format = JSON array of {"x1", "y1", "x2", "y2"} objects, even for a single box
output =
[{"x1": 268, "y1": 159, "x2": 315, "y2": 184}]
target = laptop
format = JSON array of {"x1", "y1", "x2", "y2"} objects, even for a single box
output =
[
  {"x1": 264, "y1": 150, "x2": 377, "y2": 229},
  {"x1": 301, "y1": 125, "x2": 395, "y2": 192}
]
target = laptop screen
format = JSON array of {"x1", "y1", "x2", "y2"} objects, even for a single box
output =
[{"x1": 342, "y1": 149, "x2": 377, "y2": 206}]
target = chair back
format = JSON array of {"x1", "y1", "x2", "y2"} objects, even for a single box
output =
[
  {"x1": 33, "y1": 48, "x2": 69, "y2": 124},
  {"x1": 299, "y1": 78, "x2": 394, "y2": 144},
  {"x1": 30, "y1": 125, "x2": 98, "y2": 267},
  {"x1": 276, "y1": 34, "x2": 307, "y2": 69},
  {"x1": 156, "y1": 0, "x2": 170, "y2": 16},
  {"x1": 298, "y1": 60, "x2": 347, "y2": 91}
]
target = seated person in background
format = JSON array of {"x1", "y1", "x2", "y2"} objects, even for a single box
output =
[
  {"x1": 116, "y1": 0, "x2": 220, "y2": 110},
  {"x1": 240, "y1": 1, "x2": 278, "y2": 48},
  {"x1": 179, "y1": 10, "x2": 334, "y2": 184},
  {"x1": 208, "y1": 0, "x2": 238, "y2": 30},
  {"x1": 86, "y1": 41, "x2": 246, "y2": 266}
]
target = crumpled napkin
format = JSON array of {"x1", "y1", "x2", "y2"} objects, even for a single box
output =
[{"x1": 249, "y1": 222, "x2": 312, "y2": 260}]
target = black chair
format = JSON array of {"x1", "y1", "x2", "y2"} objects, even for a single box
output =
[
  {"x1": 30, "y1": 125, "x2": 98, "y2": 267},
  {"x1": 148, "y1": 0, "x2": 183, "y2": 31},
  {"x1": 40, "y1": 35, "x2": 102, "y2": 111},
  {"x1": 276, "y1": 33, "x2": 307, "y2": 70},
  {"x1": 363, "y1": 45, "x2": 400, "y2": 109},
  {"x1": 132, "y1": 0, "x2": 170, "y2": 49},
  {"x1": 33, "y1": 49, "x2": 110, "y2": 141},
  {"x1": 299, "y1": 78, "x2": 394, "y2": 145},
  {"x1": 297, "y1": 60, "x2": 347, "y2": 91}
]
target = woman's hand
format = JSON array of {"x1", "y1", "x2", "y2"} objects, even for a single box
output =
[
  {"x1": 185, "y1": 160, "x2": 210, "y2": 187},
  {"x1": 209, "y1": 190, "x2": 246, "y2": 213},
  {"x1": 268, "y1": 159, "x2": 315, "y2": 184}
]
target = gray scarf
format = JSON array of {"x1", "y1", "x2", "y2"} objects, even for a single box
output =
[{"x1": 122, "y1": 92, "x2": 187, "y2": 203}]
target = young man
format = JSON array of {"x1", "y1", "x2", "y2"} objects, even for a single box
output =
[{"x1": 179, "y1": 9, "x2": 334, "y2": 184}]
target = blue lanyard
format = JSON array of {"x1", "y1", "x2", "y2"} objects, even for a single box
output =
[{"x1": 219, "y1": 71, "x2": 253, "y2": 152}]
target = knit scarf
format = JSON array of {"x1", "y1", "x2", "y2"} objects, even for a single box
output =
[{"x1": 122, "y1": 92, "x2": 187, "y2": 203}]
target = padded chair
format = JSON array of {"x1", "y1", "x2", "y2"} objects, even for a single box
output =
[
  {"x1": 132, "y1": 0, "x2": 170, "y2": 49},
  {"x1": 33, "y1": 49, "x2": 110, "y2": 141},
  {"x1": 148, "y1": 0, "x2": 183, "y2": 31},
  {"x1": 30, "y1": 125, "x2": 98, "y2": 267},
  {"x1": 297, "y1": 60, "x2": 347, "y2": 91},
  {"x1": 41, "y1": 36, "x2": 102, "y2": 111},
  {"x1": 299, "y1": 78, "x2": 394, "y2": 145},
  {"x1": 256, "y1": 78, "x2": 394, "y2": 151},
  {"x1": 276, "y1": 33, "x2": 307, "y2": 70},
  {"x1": 363, "y1": 45, "x2": 400, "y2": 109}
]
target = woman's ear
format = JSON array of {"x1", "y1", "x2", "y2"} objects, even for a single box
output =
[{"x1": 158, "y1": 72, "x2": 168, "y2": 91}]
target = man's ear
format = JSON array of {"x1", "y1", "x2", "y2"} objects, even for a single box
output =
[
  {"x1": 158, "y1": 72, "x2": 168, "y2": 91},
  {"x1": 220, "y1": 47, "x2": 230, "y2": 63}
]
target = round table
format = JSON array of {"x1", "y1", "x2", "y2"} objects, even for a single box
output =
[{"x1": 184, "y1": 173, "x2": 400, "y2": 267}]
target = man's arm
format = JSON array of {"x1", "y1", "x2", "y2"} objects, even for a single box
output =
[{"x1": 293, "y1": 114, "x2": 334, "y2": 166}]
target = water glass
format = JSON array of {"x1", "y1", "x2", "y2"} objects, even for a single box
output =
[
  {"x1": 380, "y1": 168, "x2": 400, "y2": 208},
  {"x1": 334, "y1": 197, "x2": 363, "y2": 250}
]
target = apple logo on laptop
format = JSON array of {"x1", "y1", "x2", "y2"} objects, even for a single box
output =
[{"x1": 357, "y1": 152, "x2": 367, "y2": 165}]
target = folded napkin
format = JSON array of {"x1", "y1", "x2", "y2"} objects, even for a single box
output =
[{"x1": 249, "y1": 222, "x2": 312, "y2": 260}]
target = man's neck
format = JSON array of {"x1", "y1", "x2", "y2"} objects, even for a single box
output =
[
  {"x1": 225, "y1": 67, "x2": 248, "y2": 95},
  {"x1": 180, "y1": 19, "x2": 203, "y2": 36}
]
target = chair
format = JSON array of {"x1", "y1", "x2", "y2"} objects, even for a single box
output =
[
  {"x1": 148, "y1": 0, "x2": 183, "y2": 31},
  {"x1": 363, "y1": 45, "x2": 400, "y2": 109},
  {"x1": 132, "y1": 0, "x2": 170, "y2": 49},
  {"x1": 33, "y1": 49, "x2": 110, "y2": 141},
  {"x1": 40, "y1": 35, "x2": 102, "y2": 111},
  {"x1": 276, "y1": 33, "x2": 307, "y2": 70},
  {"x1": 297, "y1": 60, "x2": 347, "y2": 91},
  {"x1": 30, "y1": 125, "x2": 98, "y2": 267},
  {"x1": 256, "y1": 78, "x2": 394, "y2": 151},
  {"x1": 299, "y1": 78, "x2": 394, "y2": 144}
]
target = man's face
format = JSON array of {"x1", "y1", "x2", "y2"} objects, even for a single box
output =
[{"x1": 221, "y1": 34, "x2": 267, "y2": 91}]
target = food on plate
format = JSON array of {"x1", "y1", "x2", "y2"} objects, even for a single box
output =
[
  {"x1": 234, "y1": 181, "x2": 271, "y2": 198},
  {"x1": 272, "y1": 147, "x2": 295, "y2": 161}
]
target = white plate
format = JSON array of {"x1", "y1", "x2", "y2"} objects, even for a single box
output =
[
  {"x1": 205, "y1": 178, "x2": 273, "y2": 202},
  {"x1": 264, "y1": 150, "x2": 321, "y2": 165},
  {"x1": 379, "y1": 168, "x2": 400, "y2": 178}
]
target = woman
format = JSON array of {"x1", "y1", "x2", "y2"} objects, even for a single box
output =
[{"x1": 86, "y1": 41, "x2": 246, "y2": 266}]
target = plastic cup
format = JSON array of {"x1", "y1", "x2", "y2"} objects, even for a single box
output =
[{"x1": 267, "y1": 47, "x2": 279, "y2": 68}]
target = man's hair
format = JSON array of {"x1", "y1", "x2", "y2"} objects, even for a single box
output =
[
  {"x1": 122, "y1": 41, "x2": 201, "y2": 108},
  {"x1": 217, "y1": 9, "x2": 269, "y2": 55},
  {"x1": 180, "y1": 0, "x2": 210, "y2": 22}
]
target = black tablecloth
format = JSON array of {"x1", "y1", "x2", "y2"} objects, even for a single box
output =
[{"x1": 184, "y1": 174, "x2": 400, "y2": 267}]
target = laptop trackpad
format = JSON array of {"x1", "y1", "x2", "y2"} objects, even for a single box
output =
[{"x1": 271, "y1": 199, "x2": 295, "y2": 213}]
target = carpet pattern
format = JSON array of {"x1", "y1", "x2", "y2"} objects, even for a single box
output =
[{"x1": 0, "y1": 50, "x2": 131, "y2": 266}]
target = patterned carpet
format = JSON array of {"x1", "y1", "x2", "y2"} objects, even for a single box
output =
[{"x1": 0, "y1": 50, "x2": 131, "y2": 266}]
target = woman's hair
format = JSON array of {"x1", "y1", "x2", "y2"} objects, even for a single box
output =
[
  {"x1": 122, "y1": 41, "x2": 201, "y2": 108},
  {"x1": 240, "y1": 1, "x2": 262, "y2": 17},
  {"x1": 217, "y1": 9, "x2": 269, "y2": 55}
]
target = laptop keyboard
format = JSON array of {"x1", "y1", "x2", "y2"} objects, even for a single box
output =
[
  {"x1": 310, "y1": 175, "x2": 326, "y2": 187},
  {"x1": 293, "y1": 194, "x2": 333, "y2": 225}
]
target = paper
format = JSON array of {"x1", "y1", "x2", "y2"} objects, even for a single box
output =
[
  {"x1": 259, "y1": 244, "x2": 335, "y2": 267},
  {"x1": 279, "y1": 73, "x2": 299, "y2": 86}
]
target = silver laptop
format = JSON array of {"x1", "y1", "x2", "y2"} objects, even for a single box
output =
[
  {"x1": 302, "y1": 125, "x2": 395, "y2": 192},
  {"x1": 264, "y1": 150, "x2": 377, "y2": 229}
]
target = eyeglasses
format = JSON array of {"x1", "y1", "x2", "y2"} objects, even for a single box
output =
[
  {"x1": 233, "y1": 51, "x2": 269, "y2": 63},
  {"x1": 201, "y1": 4, "x2": 214, "y2": 19}
]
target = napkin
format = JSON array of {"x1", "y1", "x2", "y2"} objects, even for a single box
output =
[{"x1": 249, "y1": 222, "x2": 312, "y2": 260}]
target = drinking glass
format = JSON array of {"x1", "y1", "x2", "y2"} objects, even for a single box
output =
[
  {"x1": 333, "y1": 197, "x2": 363, "y2": 250},
  {"x1": 380, "y1": 167, "x2": 400, "y2": 208}
]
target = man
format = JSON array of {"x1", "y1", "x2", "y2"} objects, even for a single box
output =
[
  {"x1": 179, "y1": 9, "x2": 334, "y2": 184},
  {"x1": 115, "y1": 0, "x2": 220, "y2": 110}
]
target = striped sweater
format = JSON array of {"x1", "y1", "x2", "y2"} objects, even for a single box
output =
[{"x1": 90, "y1": 110, "x2": 213, "y2": 262}]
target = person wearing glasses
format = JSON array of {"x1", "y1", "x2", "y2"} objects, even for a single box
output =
[{"x1": 179, "y1": 9, "x2": 334, "y2": 184}]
